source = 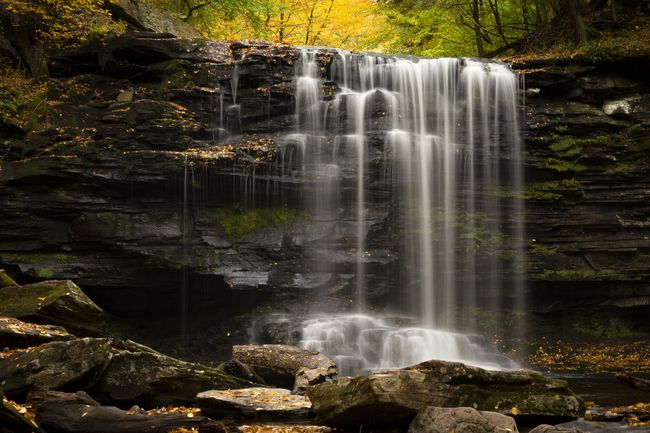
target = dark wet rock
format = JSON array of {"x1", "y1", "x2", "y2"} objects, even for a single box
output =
[
  {"x1": 616, "y1": 374, "x2": 650, "y2": 392},
  {"x1": 28, "y1": 390, "x2": 230, "y2": 433},
  {"x1": 408, "y1": 407, "x2": 519, "y2": 433},
  {"x1": 0, "y1": 269, "x2": 16, "y2": 288},
  {"x1": 0, "y1": 338, "x2": 112, "y2": 399},
  {"x1": 0, "y1": 396, "x2": 43, "y2": 433},
  {"x1": 91, "y1": 348, "x2": 251, "y2": 407},
  {"x1": 196, "y1": 387, "x2": 312, "y2": 420},
  {"x1": 104, "y1": 0, "x2": 202, "y2": 39},
  {"x1": 307, "y1": 359, "x2": 583, "y2": 427},
  {"x1": 529, "y1": 425, "x2": 585, "y2": 433},
  {"x1": 232, "y1": 344, "x2": 337, "y2": 393},
  {"x1": 0, "y1": 316, "x2": 74, "y2": 349},
  {"x1": 0, "y1": 280, "x2": 106, "y2": 336},
  {"x1": 217, "y1": 359, "x2": 267, "y2": 385}
]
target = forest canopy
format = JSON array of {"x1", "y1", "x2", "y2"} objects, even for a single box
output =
[{"x1": 0, "y1": 0, "x2": 647, "y2": 66}]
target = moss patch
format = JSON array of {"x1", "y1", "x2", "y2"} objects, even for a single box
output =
[
  {"x1": 0, "y1": 281, "x2": 70, "y2": 317},
  {"x1": 525, "y1": 179, "x2": 584, "y2": 203},
  {"x1": 0, "y1": 269, "x2": 17, "y2": 288},
  {"x1": 219, "y1": 205, "x2": 300, "y2": 241}
]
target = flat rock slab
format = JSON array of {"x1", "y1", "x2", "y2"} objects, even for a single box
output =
[
  {"x1": 0, "y1": 280, "x2": 105, "y2": 336},
  {"x1": 197, "y1": 387, "x2": 312, "y2": 420},
  {"x1": 307, "y1": 359, "x2": 584, "y2": 426},
  {"x1": 29, "y1": 391, "x2": 230, "y2": 433},
  {"x1": 238, "y1": 425, "x2": 332, "y2": 433},
  {"x1": 408, "y1": 407, "x2": 519, "y2": 433},
  {"x1": 0, "y1": 316, "x2": 74, "y2": 349}
]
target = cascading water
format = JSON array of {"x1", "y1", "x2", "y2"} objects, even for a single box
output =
[
  {"x1": 287, "y1": 48, "x2": 524, "y2": 372},
  {"x1": 210, "y1": 47, "x2": 524, "y2": 373}
]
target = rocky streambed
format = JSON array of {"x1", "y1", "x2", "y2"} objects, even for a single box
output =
[{"x1": 0, "y1": 274, "x2": 591, "y2": 433}]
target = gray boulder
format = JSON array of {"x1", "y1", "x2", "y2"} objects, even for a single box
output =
[
  {"x1": 91, "y1": 349, "x2": 251, "y2": 407},
  {"x1": 196, "y1": 387, "x2": 312, "y2": 420},
  {"x1": 0, "y1": 338, "x2": 112, "y2": 399},
  {"x1": 408, "y1": 407, "x2": 518, "y2": 433},
  {"x1": 0, "y1": 280, "x2": 106, "y2": 336},
  {"x1": 307, "y1": 359, "x2": 584, "y2": 426},
  {"x1": 103, "y1": 0, "x2": 202, "y2": 38}
]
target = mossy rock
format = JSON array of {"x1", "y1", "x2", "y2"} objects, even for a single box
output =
[
  {"x1": 307, "y1": 359, "x2": 584, "y2": 427},
  {"x1": 0, "y1": 280, "x2": 106, "y2": 336},
  {"x1": 92, "y1": 350, "x2": 252, "y2": 407},
  {"x1": 0, "y1": 269, "x2": 17, "y2": 288}
]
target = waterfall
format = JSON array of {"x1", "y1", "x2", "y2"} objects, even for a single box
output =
[
  {"x1": 289, "y1": 49, "x2": 524, "y2": 371},
  {"x1": 212, "y1": 47, "x2": 524, "y2": 371}
]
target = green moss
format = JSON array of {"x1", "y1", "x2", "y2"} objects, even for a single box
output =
[
  {"x1": 36, "y1": 267, "x2": 54, "y2": 279},
  {"x1": 0, "y1": 252, "x2": 71, "y2": 263},
  {"x1": 550, "y1": 136, "x2": 583, "y2": 158},
  {"x1": 219, "y1": 205, "x2": 300, "y2": 241},
  {"x1": 530, "y1": 244, "x2": 559, "y2": 256},
  {"x1": 0, "y1": 281, "x2": 69, "y2": 316},
  {"x1": 0, "y1": 269, "x2": 17, "y2": 288},
  {"x1": 525, "y1": 179, "x2": 584, "y2": 203},
  {"x1": 539, "y1": 158, "x2": 587, "y2": 173},
  {"x1": 539, "y1": 269, "x2": 595, "y2": 280},
  {"x1": 574, "y1": 317, "x2": 644, "y2": 339}
]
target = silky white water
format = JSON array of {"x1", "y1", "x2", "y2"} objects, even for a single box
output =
[{"x1": 287, "y1": 48, "x2": 524, "y2": 372}]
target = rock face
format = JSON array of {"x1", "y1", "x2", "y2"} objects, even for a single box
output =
[
  {"x1": 0, "y1": 30, "x2": 648, "y2": 355},
  {"x1": 0, "y1": 280, "x2": 106, "y2": 336},
  {"x1": 0, "y1": 338, "x2": 112, "y2": 399},
  {"x1": 528, "y1": 425, "x2": 584, "y2": 433},
  {"x1": 306, "y1": 359, "x2": 584, "y2": 426},
  {"x1": 232, "y1": 344, "x2": 337, "y2": 393},
  {"x1": 196, "y1": 387, "x2": 312, "y2": 420},
  {"x1": 408, "y1": 407, "x2": 519, "y2": 433},
  {"x1": 0, "y1": 316, "x2": 74, "y2": 348}
]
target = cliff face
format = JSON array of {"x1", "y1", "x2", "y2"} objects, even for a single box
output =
[{"x1": 0, "y1": 33, "x2": 648, "y2": 348}]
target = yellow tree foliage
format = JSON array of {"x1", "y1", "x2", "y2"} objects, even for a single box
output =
[
  {"x1": 195, "y1": 0, "x2": 385, "y2": 52},
  {"x1": 0, "y1": 0, "x2": 121, "y2": 47}
]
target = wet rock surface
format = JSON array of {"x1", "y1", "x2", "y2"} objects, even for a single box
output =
[
  {"x1": 196, "y1": 387, "x2": 312, "y2": 420},
  {"x1": 307, "y1": 359, "x2": 584, "y2": 427},
  {"x1": 232, "y1": 344, "x2": 337, "y2": 393},
  {"x1": 408, "y1": 407, "x2": 519, "y2": 433},
  {"x1": 28, "y1": 391, "x2": 229, "y2": 433},
  {"x1": 0, "y1": 316, "x2": 74, "y2": 348},
  {"x1": 0, "y1": 338, "x2": 112, "y2": 399}
]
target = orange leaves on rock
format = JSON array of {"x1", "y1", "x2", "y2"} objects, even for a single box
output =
[{"x1": 530, "y1": 341, "x2": 650, "y2": 373}]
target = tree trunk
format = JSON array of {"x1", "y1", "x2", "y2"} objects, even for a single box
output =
[
  {"x1": 472, "y1": 0, "x2": 485, "y2": 56},
  {"x1": 563, "y1": 0, "x2": 588, "y2": 44}
]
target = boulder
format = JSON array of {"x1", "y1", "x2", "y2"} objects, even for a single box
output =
[
  {"x1": 0, "y1": 338, "x2": 112, "y2": 399},
  {"x1": 91, "y1": 349, "x2": 250, "y2": 407},
  {"x1": 232, "y1": 344, "x2": 337, "y2": 393},
  {"x1": 306, "y1": 359, "x2": 584, "y2": 426},
  {"x1": 28, "y1": 391, "x2": 230, "y2": 433},
  {"x1": 529, "y1": 425, "x2": 584, "y2": 433},
  {"x1": 217, "y1": 359, "x2": 267, "y2": 385},
  {"x1": 408, "y1": 407, "x2": 519, "y2": 433},
  {"x1": 103, "y1": 0, "x2": 202, "y2": 39},
  {"x1": 0, "y1": 280, "x2": 106, "y2": 336},
  {"x1": 0, "y1": 316, "x2": 75, "y2": 349},
  {"x1": 196, "y1": 387, "x2": 312, "y2": 420}
]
